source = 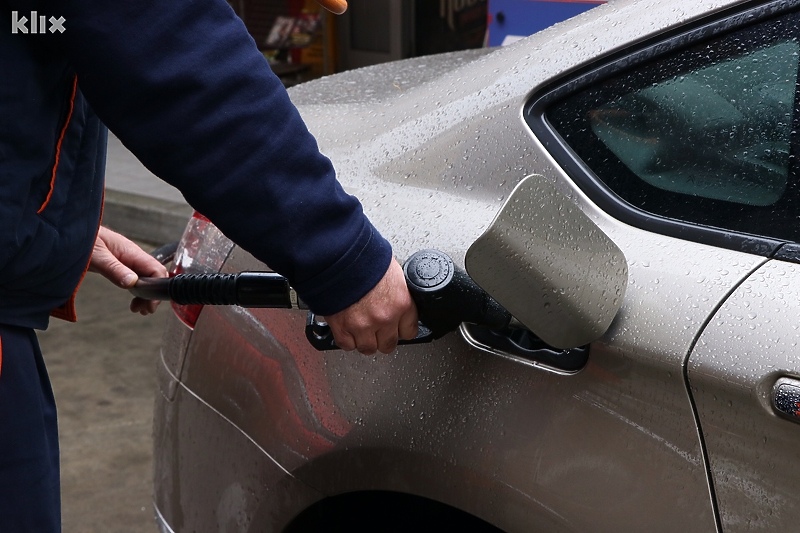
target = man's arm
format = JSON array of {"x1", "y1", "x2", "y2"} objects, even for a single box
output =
[{"x1": 31, "y1": 0, "x2": 418, "y2": 350}]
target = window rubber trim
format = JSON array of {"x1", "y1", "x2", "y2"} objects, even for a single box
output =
[{"x1": 524, "y1": 0, "x2": 799, "y2": 258}]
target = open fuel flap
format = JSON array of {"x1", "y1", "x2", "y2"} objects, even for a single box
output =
[{"x1": 465, "y1": 175, "x2": 628, "y2": 350}]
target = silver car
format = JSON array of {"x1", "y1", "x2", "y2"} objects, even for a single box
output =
[{"x1": 152, "y1": 0, "x2": 800, "y2": 531}]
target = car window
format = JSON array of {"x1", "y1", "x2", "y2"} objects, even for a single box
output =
[{"x1": 545, "y1": 8, "x2": 800, "y2": 243}]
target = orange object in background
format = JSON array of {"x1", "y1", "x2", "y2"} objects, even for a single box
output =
[{"x1": 316, "y1": 0, "x2": 347, "y2": 15}]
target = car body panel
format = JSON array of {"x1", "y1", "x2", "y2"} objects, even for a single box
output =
[
  {"x1": 151, "y1": 0, "x2": 800, "y2": 531},
  {"x1": 153, "y1": 352, "x2": 324, "y2": 532},
  {"x1": 167, "y1": 235, "x2": 761, "y2": 531}
]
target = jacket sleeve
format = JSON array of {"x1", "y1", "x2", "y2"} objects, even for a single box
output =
[{"x1": 32, "y1": 0, "x2": 392, "y2": 315}]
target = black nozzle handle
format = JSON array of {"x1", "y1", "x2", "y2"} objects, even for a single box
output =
[
  {"x1": 403, "y1": 249, "x2": 511, "y2": 334},
  {"x1": 131, "y1": 272, "x2": 304, "y2": 308}
]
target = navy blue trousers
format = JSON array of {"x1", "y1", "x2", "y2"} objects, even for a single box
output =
[{"x1": 0, "y1": 324, "x2": 61, "y2": 532}]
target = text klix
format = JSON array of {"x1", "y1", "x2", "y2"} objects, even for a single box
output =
[{"x1": 11, "y1": 11, "x2": 65, "y2": 34}]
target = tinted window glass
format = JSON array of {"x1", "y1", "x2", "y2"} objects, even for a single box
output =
[{"x1": 546, "y1": 10, "x2": 800, "y2": 242}]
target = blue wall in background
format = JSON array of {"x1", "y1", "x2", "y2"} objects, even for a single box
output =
[{"x1": 487, "y1": 0, "x2": 606, "y2": 46}]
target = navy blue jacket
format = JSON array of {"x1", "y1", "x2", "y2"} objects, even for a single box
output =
[{"x1": 1, "y1": 0, "x2": 392, "y2": 328}]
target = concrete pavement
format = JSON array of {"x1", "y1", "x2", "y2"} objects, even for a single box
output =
[
  {"x1": 102, "y1": 134, "x2": 193, "y2": 247},
  {"x1": 41, "y1": 270, "x2": 166, "y2": 533}
]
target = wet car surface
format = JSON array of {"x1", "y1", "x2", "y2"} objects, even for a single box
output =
[{"x1": 153, "y1": 1, "x2": 800, "y2": 531}]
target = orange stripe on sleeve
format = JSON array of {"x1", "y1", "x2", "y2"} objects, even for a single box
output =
[{"x1": 38, "y1": 75, "x2": 79, "y2": 214}]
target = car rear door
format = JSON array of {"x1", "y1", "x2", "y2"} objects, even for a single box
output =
[{"x1": 688, "y1": 256, "x2": 800, "y2": 532}]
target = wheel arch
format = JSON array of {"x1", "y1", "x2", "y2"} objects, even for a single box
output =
[{"x1": 283, "y1": 490, "x2": 505, "y2": 533}]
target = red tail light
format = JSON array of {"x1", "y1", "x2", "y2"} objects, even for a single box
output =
[
  {"x1": 171, "y1": 301, "x2": 204, "y2": 330},
  {"x1": 170, "y1": 211, "x2": 233, "y2": 329}
]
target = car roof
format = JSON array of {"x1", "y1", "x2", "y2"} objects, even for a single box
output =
[
  {"x1": 292, "y1": 0, "x2": 747, "y2": 107},
  {"x1": 289, "y1": 0, "x2": 753, "y2": 262}
]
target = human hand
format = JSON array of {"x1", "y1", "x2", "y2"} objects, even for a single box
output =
[
  {"x1": 324, "y1": 259, "x2": 418, "y2": 354},
  {"x1": 89, "y1": 226, "x2": 169, "y2": 315}
]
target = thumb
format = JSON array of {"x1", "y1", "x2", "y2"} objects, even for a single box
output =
[{"x1": 91, "y1": 244, "x2": 138, "y2": 288}]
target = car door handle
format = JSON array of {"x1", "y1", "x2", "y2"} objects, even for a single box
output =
[{"x1": 773, "y1": 377, "x2": 800, "y2": 423}]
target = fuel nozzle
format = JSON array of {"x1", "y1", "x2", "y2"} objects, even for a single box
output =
[{"x1": 132, "y1": 245, "x2": 514, "y2": 351}]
